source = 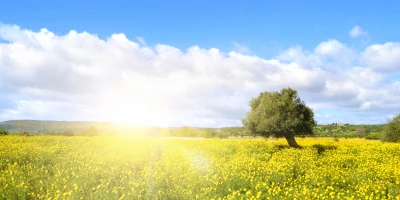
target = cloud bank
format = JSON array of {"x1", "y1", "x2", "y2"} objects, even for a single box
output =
[{"x1": 1, "y1": 24, "x2": 399, "y2": 127}]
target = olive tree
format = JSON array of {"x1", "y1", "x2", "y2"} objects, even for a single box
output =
[
  {"x1": 243, "y1": 88, "x2": 316, "y2": 148},
  {"x1": 381, "y1": 113, "x2": 400, "y2": 142}
]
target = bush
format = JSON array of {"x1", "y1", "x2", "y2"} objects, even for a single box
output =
[
  {"x1": 333, "y1": 136, "x2": 339, "y2": 142},
  {"x1": 61, "y1": 130, "x2": 74, "y2": 136},
  {"x1": 82, "y1": 126, "x2": 99, "y2": 136},
  {"x1": 43, "y1": 132, "x2": 58, "y2": 135},
  {"x1": 340, "y1": 131, "x2": 354, "y2": 138},
  {"x1": 19, "y1": 130, "x2": 31, "y2": 136},
  {"x1": 381, "y1": 113, "x2": 400, "y2": 142},
  {"x1": 365, "y1": 132, "x2": 381, "y2": 140},
  {"x1": 0, "y1": 129, "x2": 9, "y2": 135},
  {"x1": 216, "y1": 131, "x2": 229, "y2": 139},
  {"x1": 355, "y1": 128, "x2": 366, "y2": 138},
  {"x1": 203, "y1": 129, "x2": 217, "y2": 138}
]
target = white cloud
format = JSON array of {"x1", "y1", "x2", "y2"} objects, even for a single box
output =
[
  {"x1": 314, "y1": 39, "x2": 356, "y2": 67},
  {"x1": 314, "y1": 40, "x2": 355, "y2": 59},
  {"x1": 349, "y1": 25, "x2": 368, "y2": 38},
  {"x1": 0, "y1": 23, "x2": 400, "y2": 126},
  {"x1": 136, "y1": 36, "x2": 147, "y2": 46},
  {"x1": 233, "y1": 42, "x2": 251, "y2": 54},
  {"x1": 345, "y1": 67, "x2": 383, "y2": 87},
  {"x1": 361, "y1": 42, "x2": 400, "y2": 72}
]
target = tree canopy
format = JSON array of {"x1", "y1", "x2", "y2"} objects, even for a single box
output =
[
  {"x1": 382, "y1": 113, "x2": 400, "y2": 142},
  {"x1": 243, "y1": 88, "x2": 316, "y2": 148},
  {"x1": 0, "y1": 129, "x2": 9, "y2": 136}
]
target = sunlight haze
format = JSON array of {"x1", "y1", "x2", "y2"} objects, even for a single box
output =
[{"x1": 1, "y1": 0, "x2": 400, "y2": 126}]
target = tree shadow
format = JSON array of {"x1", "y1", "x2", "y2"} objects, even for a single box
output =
[{"x1": 311, "y1": 144, "x2": 338, "y2": 155}]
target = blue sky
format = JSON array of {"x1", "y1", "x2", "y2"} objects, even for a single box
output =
[
  {"x1": 1, "y1": 0, "x2": 400, "y2": 126},
  {"x1": 2, "y1": 0, "x2": 399, "y2": 57}
]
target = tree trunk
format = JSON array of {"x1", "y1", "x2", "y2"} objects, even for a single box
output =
[{"x1": 284, "y1": 134, "x2": 301, "y2": 148}]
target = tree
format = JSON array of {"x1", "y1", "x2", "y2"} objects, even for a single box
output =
[
  {"x1": 83, "y1": 126, "x2": 99, "y2": 136},
  {"x1": 355, "y1": 128, "x2": 366, "y2": 138},
  {"x1": 381, "y1": 113, "x2": 400, "y2": 142},
  {"x1": 61, "y1": 130, "x2": 74, "y2": 136},
  {"x1": 0, "y1": 129, "x2": 9, "y2": 136},
  {"x1": 243, "y1": 88, "x2": 316, "y2": 148},
  {"x1": 19, "y1": 130, "x2": 30, "y2": 136},
  {"x1": 204, "y1": 128, "x2": 217, "y2": 138}
]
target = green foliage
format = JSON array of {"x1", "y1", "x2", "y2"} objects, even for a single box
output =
[
  {"x1": 1, "y1": 120, "x2": 118, "y2": 134},
  {"x1": 355, "y1": 128, "x2": 366, "y2": 138},
  {"x1": 365, "y1": 132, "x2": 382, "y2": 140},
  {"x1": 313, "y1": 124, "x2": 384, "y2": 138},
  {"x1": 203, "y1": 129, "x2": 217, "y2": 138},
  {"x1": 1, "y1": 119, "x2": 388, "y2": 140},
  {"x1": 61, "y1": 130, "x2": 74, "y2": 136},
  {"x1": 219, "y1": 127, "x2": 245, "y2": 137},
  {"x1": 216, "y1": 131, "x2": 229, "y2": 139},
  {"x1": 333, "y1": 136, "x2": 339, "y2": 142},
  {"x1": 82, "y1": 126, "x2": 99, "y2": 136},
  {"x1": 19, "y1": 130, "x2": 31, "y2": 136},
  {"x1": 176, "y1": 126, "x2": 201, "y2": 137},
  {"x1": 0, "y1": 129, "x2": 9, "y2": 135},
  {"x1": 243, "y1": 88, "x2": 316, "y2": 138},
  {"x1": 381, "y1": 113, "x2": 400, "y2": 142},
  {"x1": 157, "y1": 127, "x2": 209, "y2": 138}
]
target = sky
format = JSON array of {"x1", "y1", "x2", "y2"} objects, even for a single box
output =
[{"x1": 0, "y1": 0, "x2": 400, "y2": 127}]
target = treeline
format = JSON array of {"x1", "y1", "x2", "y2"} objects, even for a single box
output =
[
  {"x1": 0, "y1": 120, "x2": 385, "y2": 140},
  {"x1": 313, "y1": 123, "x2": 384, "y2": 139},
  {"x1": 0, "y1": 120, "x2": 118, "y2": 134},
  {"x1": 160, "y1": 124, "x2": 384, "y2": 139},
  {"x1": 0, "y1": 124, "x2": 245, "y2": 138},
  {"x1": 164, "y1": 126, "x2": 246, "y2": 138}
]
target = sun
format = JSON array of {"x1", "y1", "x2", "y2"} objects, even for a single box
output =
[
  {"x1": 109, "y1": 104, "x2": 146, "y2": 125},
  {"x1": 103, "y1": 100, "x2": 151, "y2": 125},
  {"x1": 96, "y1": 88, "x2": 173, "y2": 128},
  {"x1": 98, "y1": 95, "x2": 171, "y2": 127}
]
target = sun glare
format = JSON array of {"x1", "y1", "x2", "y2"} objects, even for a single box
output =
[
  {"x1": 100, "y1": 93, "x2": 172, "y2": 128},
  {"x1": 109, "y1": 103, "x2": 149, "y2": 125}
]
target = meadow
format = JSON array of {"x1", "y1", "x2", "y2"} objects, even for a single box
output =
[{"x1": 1, "y1": 136, "x2": 400, "y2": 199}]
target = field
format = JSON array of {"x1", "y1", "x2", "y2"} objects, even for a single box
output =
[{"x1": 1, "y1": 136, "x2": 400, "y2": 199}]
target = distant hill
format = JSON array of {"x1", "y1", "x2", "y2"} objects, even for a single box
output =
[
  {"x1": 0, "y1": 120, "x2": 195, "y2": 136},
  {"x1": 0, "y1": 120, "x2": 118, "y2": 134},
  {"x1": 0, "y1": 120, "x2": 385, "y2": 138}
]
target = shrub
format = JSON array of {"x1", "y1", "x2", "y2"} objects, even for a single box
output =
[
  {"x1": 61, "y1": 130, "x2": 74, "y2": 136},
  {"x1": 0, "y1": 129, "x2": 9, "y2": 135},
  {"x1": 44, "y1": 132, "x2": 58, "y2": 135},
  {"x1": 83, "y1": 126, "x2": 99, "y2": 136},
  {"x1": 365, "y1": 132, "x2": 381, "y2": 140},
  {"x1": 355, "y1": 128, "x2": 366, "y2": 138},
  {"x1": 19, "y1": 130, "x2": 31, "y2": 136},
  {"x1": 216, "y1": 131, "x2": 229, "y2": 139},
  {"x1": 333, "y1": 136, "x2": 339, "y2": 142},
  {"x1": 203, "y1": 129, "x2": 217, "y2": 138},
  {"x1": 381, "y1": 113, "x2": 400, "y2": 142}
]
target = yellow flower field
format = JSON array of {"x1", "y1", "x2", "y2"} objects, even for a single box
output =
[{"x1": 0, "y1": 136, "x2": 399, "y2": 199}]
